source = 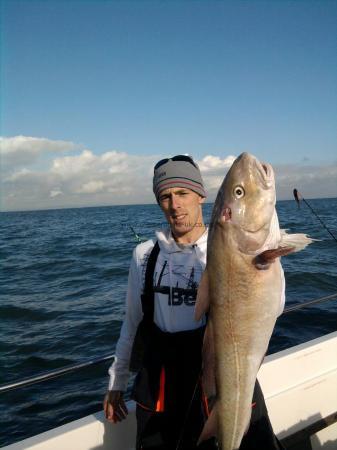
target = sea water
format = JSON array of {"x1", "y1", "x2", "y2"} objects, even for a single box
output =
[{"x1": 0, "y1": 199, "x2": 336, "y2": 446}]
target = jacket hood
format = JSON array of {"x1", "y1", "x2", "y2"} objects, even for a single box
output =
[{"x1": 155, "y1": 228, "x2": 208, "y2": 254}]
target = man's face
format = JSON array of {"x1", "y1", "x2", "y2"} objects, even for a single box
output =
[{"x1": 158, "y1": 187, "x2": 205, "y2": 238}]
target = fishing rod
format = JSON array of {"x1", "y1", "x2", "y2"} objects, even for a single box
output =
[
  {"x1": 293, "y1": 188, "x2": 337, "y2": 245},
  {"x1": 130, "y1": 225, "x2": 142, "y2": 243}
]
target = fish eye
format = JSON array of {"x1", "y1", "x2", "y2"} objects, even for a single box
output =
[{"x1": 233, "y1": 185, "x2": 245, "y2": 199}]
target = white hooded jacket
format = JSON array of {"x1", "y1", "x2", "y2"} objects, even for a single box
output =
[
  {"x1": 108, "y1": 227, "x2": 285, "y2": 392},
  {"x1": 108, "y1": 228, "x2": 208, "y2": 391}
]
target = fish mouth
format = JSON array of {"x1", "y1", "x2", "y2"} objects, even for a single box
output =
[
  {"x1": 235, "y1": 153, "x2": 274, "y2": 188},
  {"x1": 256, "y1": 160, "x2": 274, "y2": 188}
]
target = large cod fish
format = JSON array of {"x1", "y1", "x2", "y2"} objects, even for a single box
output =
[{"x1": 195, "y1": 152, "x2": 313, "y2": 450}]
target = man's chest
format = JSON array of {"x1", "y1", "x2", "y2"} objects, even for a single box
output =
[{"x1": 141, "y1": 251, "x2": 204, "y2": 308}]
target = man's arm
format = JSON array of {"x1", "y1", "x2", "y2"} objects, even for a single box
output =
[{"x1": 104, "y1": 246, "x2": 144, "y2": 422}]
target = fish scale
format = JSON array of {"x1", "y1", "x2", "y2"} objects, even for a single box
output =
[{"x1": 211, "y1": 232, "x2": 281, "y2": 449}]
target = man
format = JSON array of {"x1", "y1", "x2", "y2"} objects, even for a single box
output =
[{"x1": 104, "y1": 155, "x2": 283, "y2": 450}]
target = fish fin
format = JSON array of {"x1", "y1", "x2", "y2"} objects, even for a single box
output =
[
  {"x1": 202, "y1": 317, "x2": 216, "y2": 398},
  {"x1": 197, "y1": 402, "x2": 218, "y2": 445},
  {"x1": 255, "y1": 231, "x2": 316, "y2": 268},
  {"x1": 254, "y1": 246, "x2": 295, "y2": 268},
  {"x1": 280, "y1": 230, "x2": 316, "y2": 252},
  {"x1": 195, "y1": 269, "x2": 210, "y2": 321}
]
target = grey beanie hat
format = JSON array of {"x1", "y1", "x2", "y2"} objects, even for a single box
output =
[{"x1": 153, "y1": 156, "x2": 206, "y2": 201}]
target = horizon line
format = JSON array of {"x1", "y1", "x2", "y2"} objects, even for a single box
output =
[{"x1": 1, "y1": 195, "x2": 336, "y2": 214}]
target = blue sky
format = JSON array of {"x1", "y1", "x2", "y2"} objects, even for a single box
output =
[{"x1": 1, "y1": 0, "x2": 336, "y2": 210}]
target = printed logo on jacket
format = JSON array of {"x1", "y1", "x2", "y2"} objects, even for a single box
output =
[{"x1": 141, "y1": 252, "x2": 203, "y2": 307}]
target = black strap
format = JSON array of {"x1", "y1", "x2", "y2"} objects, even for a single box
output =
[{"x1": 141, "y1": 241, "x2": 160, "y2": 322}]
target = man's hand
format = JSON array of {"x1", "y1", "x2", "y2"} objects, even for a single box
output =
[{"x1": 103, "y1": 390, "x2": 128, "y2": 423}]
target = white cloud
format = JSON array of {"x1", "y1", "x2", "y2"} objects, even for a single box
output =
[
  {"x1": 51, "y1": 150, "x2": 96, "y2": 177},
  {"x1": 5, "y1": 167, "x2": 32, "y2": 181},
  {"x1": 1, "y1": 139, "x2": 157, "y2": 210},
  {"x1": 198, "y1": 155, "x2": 236, "y2": 173},
  {"x1": 76, "y1": 180, "x2": 105, "y2": 194},
  {"x1": 0, "y1": 135, "x2": 79, "y2": 170},
  {"x1": 274, "y1": 164, "x2": 337, "y2": 200},
  {"x1": 196, "y1": 155, "x2": 236, "y2": 195},
  {"x1": 50, "y1": 189, "x2": 63, "y2": 198},
  {"x1": 1, "y1": 138, "x2": 336, "y2": 211}
]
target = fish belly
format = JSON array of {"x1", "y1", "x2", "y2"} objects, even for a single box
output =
[{"x1": 209, "y1": 246, "x2": 281, "y2": 450}]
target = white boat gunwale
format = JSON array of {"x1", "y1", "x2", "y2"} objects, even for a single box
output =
[{"x1": 2, "y1": 331, "x2": 337, "y2": 450}]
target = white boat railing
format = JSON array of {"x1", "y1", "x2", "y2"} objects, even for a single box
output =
[
  {"x1": 0, "y1": 292, "x2": 337, "y2": 395},
  {"x1": 2, "y1": 331, "x2": 337, "y2": 450}
]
